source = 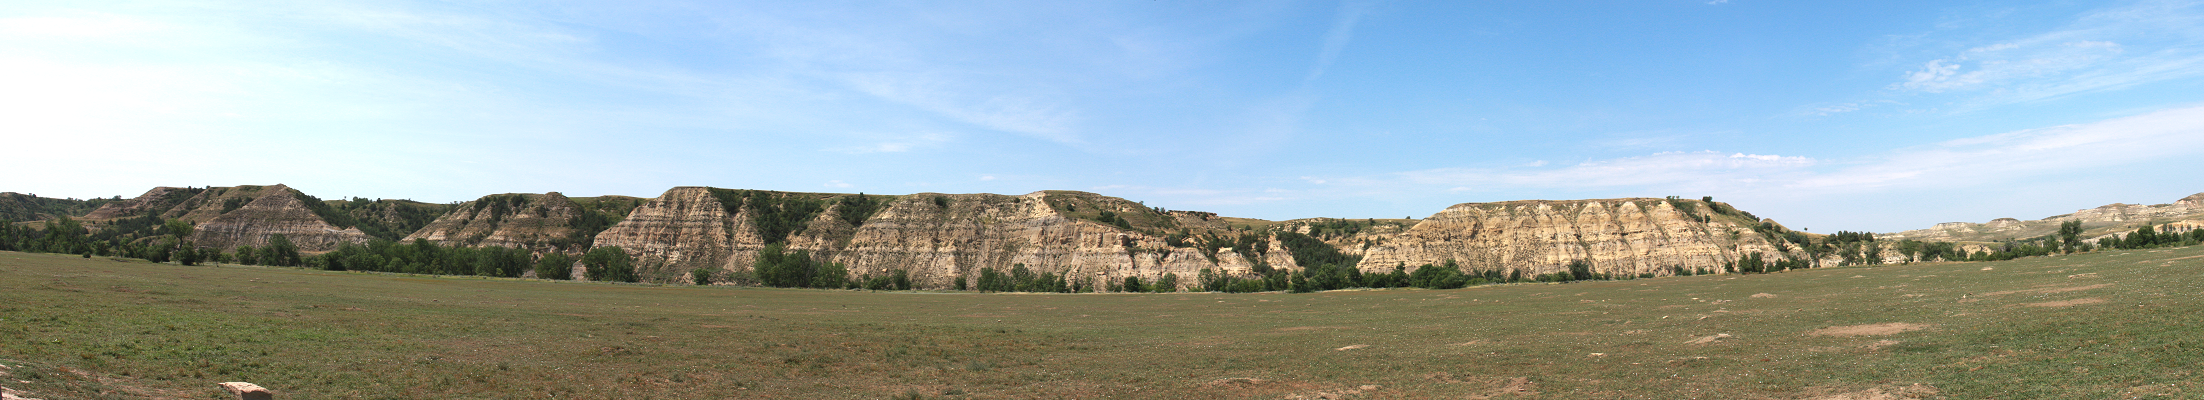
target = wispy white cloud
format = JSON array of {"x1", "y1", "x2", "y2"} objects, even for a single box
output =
[
  {"x1": 836, "y1": 72, "x2": 1081, "y2": 144},
  {"x1": 1367, "y1": 151, "x2": 1816, "y2": 194},
  {"x1": 1324, "y1": 103, "x2": 2204, "y2": 196},
  {"x1": 824, "y1": 132, "x2": 953, "y2": 154},
  {"x1": 1888, "y1": 0, "x2": 2204, "y2": 108},
  {"x1": 1304, "y1": 0, "x2": 1372, "y2": 83},
  {"x1": 1790, "y1": 103, "x2": 2204, "y2": 190}
]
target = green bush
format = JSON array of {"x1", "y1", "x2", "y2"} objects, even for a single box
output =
[
  {"x1": 582, "y1": 246, "x2": 637, "y2": 282},
  {"x1": 535, "y1": 253, "x2": 574, "y2": 280}
]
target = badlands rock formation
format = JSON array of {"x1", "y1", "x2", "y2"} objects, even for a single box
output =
[
  {"x1": 1349, "y1": 198, "x2": 1792, "y2": 277},
  {"x1": 57, "y1": 184, "x2": 1848, "y2": 288},
  {"x1": 405, "y1": 192, "x2": 584, "y2": 250},
  {"x1": 591, "y1": 188, "x2": 1297, "y2": 288},
  {"x1": 183, "y1": 185, "x2": 373, "y2": 252},
  {"x1": 1884, "y1": 192, "x2": 2204, "y2": 242},
  {"x1": 79, "y1": 184, "x2": 374, "y2": 252}
]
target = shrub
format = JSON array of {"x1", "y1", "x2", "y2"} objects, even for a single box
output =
[{"x1": 691, "y1": 268, "x2": 716, "y2": 285}]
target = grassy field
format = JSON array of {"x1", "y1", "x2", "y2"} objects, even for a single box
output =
[{"x1": 3, "y1": 247, "x2": 2202, "y2": 399}]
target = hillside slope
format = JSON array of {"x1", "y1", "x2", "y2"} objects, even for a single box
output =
[
  {"x1": 1885, "y1": 192, "x2": 2204, "y2": 242},
  {"x1": 77, "y1": 184, "x2": 373, "y2": 252},
  {"x1": 591, "y1": 188, "x2": 1298, "y2": 287},
  {"x1": 1346, "y1": 197, "x2": 1795, "y2": 277}
]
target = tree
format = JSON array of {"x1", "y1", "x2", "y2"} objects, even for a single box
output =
[
  {"x1": 234, "y1": 245, "x2": 260, "y2": 265},
  {"x1": 2126, "y1": 225, "x2": 2159, "y2": 249},
  {"x1": 264, "y1": 234, "x2": 301, "y2": 267},
  {"x1": 164, "y1": 219, "x2": 194, "y2": 240},
  {"x1": 535, "y1": 252, "x2": 574, "y2": 280},
  {"x1": 1566, "y1": 259, "x2": 1595, "y2": 281},
  {"x1": 582, "y1": 246, "x2": 637, "y2": 282},
  {"x1": 2058, "y1": 220, "x2": 2085, "y2": 253}
]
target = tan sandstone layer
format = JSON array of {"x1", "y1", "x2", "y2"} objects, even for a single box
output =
[
  {"x1": 1348, "y1": 198, "x2": 1794, "y2": 277},
  {"x1": 1884, "y1": 193, "x2": 2204, "y2": 242}
]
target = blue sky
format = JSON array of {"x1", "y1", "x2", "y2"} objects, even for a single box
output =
[{"x1": 5, "y1": 0, "x2": 2203, "y2": 233}]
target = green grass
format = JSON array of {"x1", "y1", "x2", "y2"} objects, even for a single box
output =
[{"x1": 4, "y1": 247, "x2": 2203, "y2": 399}]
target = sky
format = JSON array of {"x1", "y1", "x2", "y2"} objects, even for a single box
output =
[{"x1": 4, "y1": 0, "x2": 2203, "y2": 233}]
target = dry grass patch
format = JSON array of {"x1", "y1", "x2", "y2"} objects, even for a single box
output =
[
  {"x1": 2020, "y1": 298, "x2": 2107, "y2": 307},
  {"x1": 1976, "y1": 283, "x2": 2111, "y2": 296},
  {"x1": 1809, "y1": 323, "x2": 1932, "y2": 337},
  {"x1": 1801, "y1": 383, "x2": 1939, "y2": 400}
]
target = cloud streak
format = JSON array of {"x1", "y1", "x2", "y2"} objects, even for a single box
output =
[
  {"x1": 1889, "y1": 0, "x2": 2204, "y2": 108},
  {"x1": 1329, "y1": 103, "x2": 2204, "y2": 197},
  {"x1": 1304, "y1": 0, "x2": 1371, "y2": 83}
]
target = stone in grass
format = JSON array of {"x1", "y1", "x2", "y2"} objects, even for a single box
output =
[{"x1": 218, "y1": 382, "x2": 272, "y2": 400}]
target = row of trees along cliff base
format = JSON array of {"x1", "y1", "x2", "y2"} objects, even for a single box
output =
[
  {"x1": 0, "y1": 215, "x2": 648, "y2": 282},
  {"x1": 9, "y1": 216, "x2": 2201, "y2": 291}
]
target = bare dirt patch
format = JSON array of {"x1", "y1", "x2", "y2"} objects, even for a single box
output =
[
  {"x1": 1204, "y1": 378, "x2": 1319, "y2": 398},
  {"x1": 1334, "y1": 344, "x2": 1369, "y2": 351},
  {"x1": 1283, "y1": 384, "x2": 1383, "y2": 400},
  {"x1": 1685, "y1": 333, "x2": 1732, "y2": 345},
  {"x1": 1801, "y1": 383, "x2": 1939, "y2": 400},
  {"x1": 2020, "y1": 298, "x2": 2106, "y2": 308},
  {"x1": 1808, "y1": 323, "x2": 1931, "y2": 337},
  {"x1": 1426, "y1": 374, "x2": 1538, "y2": 399},
  {"x1": 1750, "y1": 293, "x2": 1778, "y2": 298}
]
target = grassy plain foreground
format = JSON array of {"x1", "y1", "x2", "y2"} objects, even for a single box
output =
[{"x1": 4, "y1": 247, "x2": 2203, "y2": 399}]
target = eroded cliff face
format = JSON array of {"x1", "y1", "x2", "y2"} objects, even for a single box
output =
[
  {"x1": 1885, "y1": 192, "x2": 2204, "y2": 242},
  {"x1": 184, "y1": 184, "x2": 371, "y2": 252},
  {"x1": 405, "y1": 193, "x2": 582, "y2": 250},
  {"x1": 1350, "y1": 199, "x2": 1792, "y2": 277},
  {"x1": 592, "y1": 188, "x2": 1295, "y2": 287},
  {"x1": 77, "y1": 184, "x2": 372, "y2": 252}
]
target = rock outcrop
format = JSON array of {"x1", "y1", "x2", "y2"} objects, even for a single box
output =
[
  {"x1": 1348, "y1": 198, "x2": 1792, "y2": 277},
  {"x1": 593, "y1": 188, "x2": 1294, "y2": 287},
  {"x1": 47, "y1": 183, "x2": 1885, "y2": 287},
  {"x1": 405, "y1": 193, "x2": 585, "y2": 250},
  {"x1": 1885, "y1": 192, "x2": 2204, "y2": 242},
  {"x1": 78, "y1": 184, "x2": 372, "y2": 252},
  {"x1": 186, "y1": 184, "x2": 372, "y2": 252},
  {"x1": 80, "y1": 187, "x2": 201, "y2": 220}
]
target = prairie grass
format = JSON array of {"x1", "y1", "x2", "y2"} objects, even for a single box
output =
[{"x1": 2, "y1": 246, "x2": 2201, "y2": 399}]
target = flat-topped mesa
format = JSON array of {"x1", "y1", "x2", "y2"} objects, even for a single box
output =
[
  {"x1": 1351, "y1": 198, "x2": 1792, "y2": 278},
  {"x1": 592, "y1": 187, "x2": 1293, "y2": 287},
  {"x1": 1884, "y1": 192, "x2": 2204, "y2": 242}
]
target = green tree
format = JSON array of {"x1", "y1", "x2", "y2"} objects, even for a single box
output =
[
  {"x1": 2057, "y1": 220, "x2": 2085, "y2": 253},
  {"x1": 164, "y1": 219, "x2": 194, "y2": 240},
  {"x1": 535, "y1": 252, "x2": 574, "y2": 280},
  {"x1": 582, "y1": 246, "x2": 637, "y2": 282},
  {"x1": 264, "y1": 234, "x2": 301, "y2": 267}
]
